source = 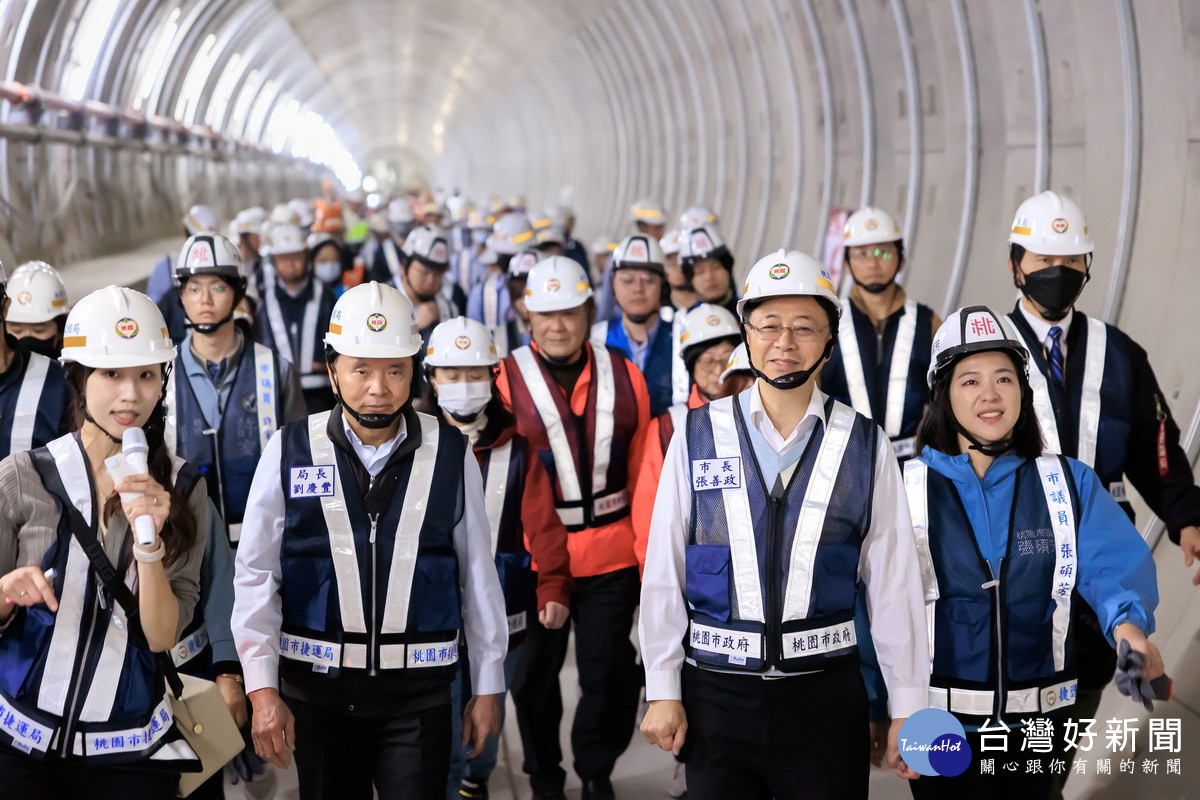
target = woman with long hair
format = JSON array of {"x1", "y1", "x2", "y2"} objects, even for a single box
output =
[
  {"x1": 0, "y1": 286, "x2": 208, "y2": 799},
  {"x1": 905, "y1": 305, "x2": 1162, "y2": 798}
]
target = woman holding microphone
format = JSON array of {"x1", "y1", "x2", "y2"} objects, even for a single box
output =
[{"x1": 0, "y1": 286, "x2": 208, "y2": 799}]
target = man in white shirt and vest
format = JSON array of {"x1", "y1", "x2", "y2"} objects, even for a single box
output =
[
  {"x1": 639, "y1": 249, "x2": 930, "y2": 799},
  {"x1": 819, "y1": 207, "x2": 940, "y2": 461},
  {"x1": 233, "y1": 281, "x2": 508, "y2": 800}
]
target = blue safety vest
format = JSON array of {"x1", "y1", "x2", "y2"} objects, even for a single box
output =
[
  {"x1": 0, "y1": 347, "x2": 69, "y2": 460},
  {"x1": 475, "y1": 433, "x2": 536, "y2": 644},
  {"x1": 905, "y1": 454, "x2": 1081, "y2": 725},
  {"x1": 821, "y1": 299, "x2": 933, "y2": 459},
  {"x1": 276, "y1": 410, "x2": 465, "y2": 679},
  {"x1": 0, "y1": 434, "x2": 201, "y2": 769},
  {"x1": 167, "y1": 342, "x2": 282, "y2": 544},
  {"x1": 682, "y1": 395, "x2": 876, "y2": 674},
  {"x1": 596, "y1": 314, "x2": 675, "y2": 417}
]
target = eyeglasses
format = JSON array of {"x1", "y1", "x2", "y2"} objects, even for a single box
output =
[
  {"x1": 848, "y1": 246, "x2": 896, "y2": 261},
  {"x1": 694, "y1": 354, "x2": 729, "y2": 372},
  {"x1": 184, "y1": 282, "x2": 230, "y2": 296},
  {"x1": 745, "y1": 322, "x2": 829, "y2": 342}
]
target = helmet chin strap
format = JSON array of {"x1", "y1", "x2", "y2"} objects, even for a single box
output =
[
  {"x1": 746, "y1": 338, "x2": 834, "y2": 391},
  {"x1": 847, "y1": 264, "x2": 895, "y2": 296},
  {"x1": 184, "y1": 310, "x2": 236, "y2": 335},
  {"x1": 329, "y1": 371, "x2": 406, "y2": 429},
  {"x1": 953, "y1": 418, "x2": 1016, "y2": 457}
]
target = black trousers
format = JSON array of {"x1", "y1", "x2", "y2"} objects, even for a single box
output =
[
  {"x1": 290, "y1": 696, "x2": 451, "y2": 800},
  {"x1": 680, "y1": 662, "x2": 869, "y2": 800},
  {"x1": 0, "y1": 749, "x2": 178, "y2": 800},
  {"x1": 511, "y1": 565, "x2": 641, "y2": 794}
]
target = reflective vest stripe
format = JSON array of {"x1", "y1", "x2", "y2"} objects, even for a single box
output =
[
  {"x1": 511, "y1": 348, "x2": 585, "y2": 519},
  {"x1": 253, "y1": 343, "x2": 278, "y2": 451},
  {"x1": 483, "y1": 441, "x2": 512, "y2": 555},
  {"x1": 164, "y1": 366, "x2": 177, "y2": 454},
  {"x1": 591, "y1": 344, "x2": 617, "y2": 497},
  {"x1": 837, "y1": 300, "x2": 873, "y2": 418},
  {"x1": 484, "y1": 275, "x2": 499, "y2": 328},
  {"x1": 380, "y1": 414, "x2": 439, "y2": 634},
  {"x1": 590, "y1": 320, "x2": 609, "y2": 344},
  {"x1": 170, "y1": 624, "x2": 209, "y2": 668},
  {"x1": 1021, "y1": 316, "x2": 1107, "y2": 467},
  {"x1": 1076, "y1": 319, "x2": 1107, "y2": 468},
  {"x1": 37, "y1": 436, "x2": 94, "y2": 716},
  {"x1": 781, "y1": 402, "x2": 857, "y2": 621},
  {"x1": 1036, "y1": 455, "x2": 1077, "y2": 673},
  {"x1": 307, "y1": 411, "x2": 367, "y2": 634},
  {"x1": 383, "y1": 240, "x2": 402, "y2": 284},
  {"x1": 669, "y1": 308, "x2": 690, "y2": 406},
  {"x1": 78, "y1": 598, "x2": 129, "y2": 722},
  {"x1": 11, "y1": 354, "x2": 49, "y2": 454},
  {"x1": 885, "y1": 300, "x2": 918, "y2": 438},
  {"x1": 264, "y1": 281, "x2": 322, "y2": 374},
  {"x1": 903, "y1": 459, "x2": 940, "y2": 666},
  {"x1": 838, "y1": 299, "x2": 916, "y2": 439},
  {"x1": 929, "y1": 679, "x2": 1078, "y2": 716},
  {"x1": 705, "y1": 398, "x2": 764, "y2": 623}
]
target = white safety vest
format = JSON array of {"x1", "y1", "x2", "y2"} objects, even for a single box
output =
[
  {"x1": 263, "y1": 280, "x2": 327, "y2": 390},
  {"x1": 8, "y1": 352, "x2": 51, "y2": 454}
]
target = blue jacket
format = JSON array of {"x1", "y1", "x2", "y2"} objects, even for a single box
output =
[{"x1": 599, "y1": 313, "x2": 675, "y2": 417}]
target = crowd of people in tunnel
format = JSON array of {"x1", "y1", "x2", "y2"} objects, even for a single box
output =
[{"x1": 0, "y1": 182, "x2": 1193, "y2": 800}]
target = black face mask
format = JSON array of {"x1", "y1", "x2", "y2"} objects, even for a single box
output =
[
  {"x1": 1016, "y1": 265, "x2": 1088, "y2": 322},
  {"x1": 17, "y1": 336, "x2": 59, "y2": 360},
  {"x1": 746, "y1": 338, "x2": 835, "y2": 391}
]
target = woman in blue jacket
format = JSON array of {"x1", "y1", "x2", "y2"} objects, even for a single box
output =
[{"x1": 905, "y1": 305, "x2": 1162, "y2": 799}]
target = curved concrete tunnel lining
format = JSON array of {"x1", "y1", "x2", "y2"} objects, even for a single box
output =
[{"x1": 0, "y1": 2, "x2": 1198, "y2": 796}]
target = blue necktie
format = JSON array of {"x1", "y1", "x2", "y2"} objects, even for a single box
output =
[{"x1": 1046, "y1": 326, "x2": 1064, "y2": 388}]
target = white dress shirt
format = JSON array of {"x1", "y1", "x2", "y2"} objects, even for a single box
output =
[
  {"x1": 638, "y1": 383, "x2": 931, "y2": 718},
  {"x1": 233, "y1": 411, "x2": 508, "y2": 696},
  {"x1": 1018, "y1": 299, "x2": 1074, "y2": 359}
]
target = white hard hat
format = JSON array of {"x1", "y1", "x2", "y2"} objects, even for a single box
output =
[
  {"x1": 389, "y1": 199, "x2": 415, "y2": 224},
  {"x1": 446, "y1": 195, "x2": 470, "y2": 222},
  {"x1": 60, "y1": 286, "x2": 176, "y2": 368},
  {"x1": 183, "y1": 205, "x2": 218, "y2": 236},
  {"x1": 535, "y1": 225, "x2": 567, "y2": 248},
  {"x1": 288, "y1": 199, "x2": 314, "y2": 227},
  {"x1": 479, "y1": 248, "x2": 498, "y2": 267},
  {"x1": 680, "y1": 304, "x2": 741, "y2": 353},
  {"x1": 1008, "y1": 190, "x2": 1093, "y2": 256},
  {"x1": 629, "y1": 197, "x2": 667, "y2": 226},
  {"x1": 307, "y1": 231, "x2": 336, "y2": 251},
  {"x1": 234, "y1": 208, "x2": 266, "y2": 235},
  {"x1": 325, "y1": 281, "x2": 422, "y2": 359},
  {"x1": 842, "y1": 207, "x2": 902, "y2": 247},
  {"x1": 719, "y1": 343, "x2": 752, "y2": 384},
  {"x1": 928, "y1": 305, "x2": 1030, "y2": 388},
  {"x1": 175, "y1": 234, "x2": 246, "y2": 282},
  {"x1": 7, "y1": 264, "x2": 68, "y2": 323},
  {"x1": 660, "y1": 229, "x2": 682, "y2": 256},
  {"x1": 680, "y1": 205, "x2": 719, "y2": 230},
  {"x1": 507, "y1": 248, "x2": 540, "y2": 277},
  {"x1": 507, "y1": 195, "x2": 527, "y2": 212},
  {"x1": 533, "y1": 206, "x2": 571, "y2": 231},
  {"x1": 590, "y1": 238, "x2": 617, "y2": 256},
  {"x1": 737, "y1": 249, "x2": 840, "y2": 320},
  {"x1": 403, "y1": 225, "x2": 451, "y2": 268},
  {"x1": 425, "y1": 316, "x2": 499, "y2": 367},
  {"x1": 679, "y1": 224, "x2": 731, "y2": 267},
  {"x1": 466, "y1": 208, "x2": 492, "y2": 231},
  {"x1": 612, "y1": 234, "x2": 665, "y2": 275},
  {"x1": 486, "y1": 213, "x2": 535, "y2": 255},
  {"x1": 524, "y1": 256, "x2": 594, "y2": 313},
  {"x1": 270, "y1": 203, "x2": 300, "y2": 227},
  {"x1": 270, "y1": 225, "x2": 306, "y2": 255}
]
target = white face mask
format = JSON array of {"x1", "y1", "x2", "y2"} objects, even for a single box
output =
[
  {"x1": 436, "y1": 380, "x2": 492, "y2": 418},
  {"x1": 314, "y1": 260, "x2": 342, "y2": 283}
]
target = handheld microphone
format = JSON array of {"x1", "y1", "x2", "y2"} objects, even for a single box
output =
[{"x1": 122, "y1": 428, "x2": 158, "y2": 546}]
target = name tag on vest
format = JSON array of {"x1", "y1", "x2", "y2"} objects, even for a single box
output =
[
  {"x1": 689, "y1": 621, "x2": 761, "y2": 665},
  {"x1": 781, "y1": 620, "x2": 858, "y2": 658},
  {"x1": 691, "y1": 457, "x2": 741, "y2": 491},
  {"x1": 289, "y1": 465, "x2": 336, "y2": 498}
]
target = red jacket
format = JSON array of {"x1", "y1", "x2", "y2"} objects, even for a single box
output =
[{"x1": 498, "y1": 341, "x2": 650, "y2": 578}]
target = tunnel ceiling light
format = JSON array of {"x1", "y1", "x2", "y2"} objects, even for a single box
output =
[
  {"x1": 432, "y1": 121, "x2": 444, "y2": 135},
  {"x1": 62, "y1": 0, "x2": 121, "y2": 100},
  {"x1": 205, "y1": 52, "x2": 245, "y2": 130},
  {"x1": 134, "y1": 7, "x2": 181, "y2": 111},
  {"x1": 175, "y1": 33, "x2": 219, "y2": 125},
  {"x1": 362, "y1": 175, "x2": 378, "y2": 192}
]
